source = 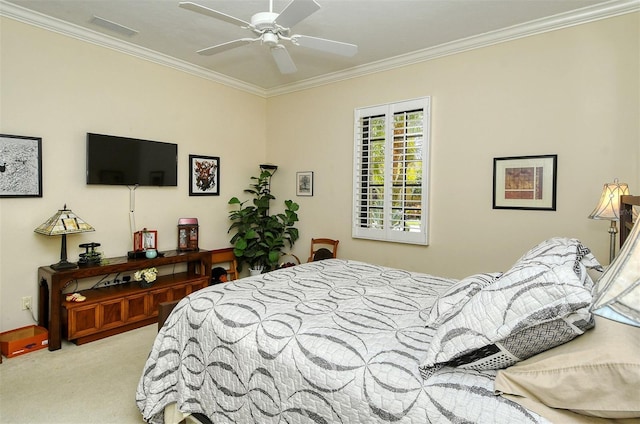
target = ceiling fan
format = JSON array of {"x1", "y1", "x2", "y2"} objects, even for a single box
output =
[{"x1": 179, "y1": 0, "x2": 358, "y2": 74}]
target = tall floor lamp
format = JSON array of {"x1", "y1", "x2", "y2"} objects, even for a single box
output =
[{"x1": 588, "y1": 179, "x2": 629, "y2": 263}]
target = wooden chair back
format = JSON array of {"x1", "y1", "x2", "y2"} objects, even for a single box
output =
[
  {"x1": 307, "y1": 238, "x2": 339, "y2": 262},
  {"x1": 211, "y1": 247, "x2": 239, "y2": 281}
]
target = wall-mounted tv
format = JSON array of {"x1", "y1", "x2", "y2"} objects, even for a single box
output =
[{"x1": 86, "y1": 133, "x2": 178, "y2": 186}]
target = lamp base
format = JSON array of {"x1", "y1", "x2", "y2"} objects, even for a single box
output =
[
  {"x1": 607, "y1": 220, "x2": 618, "y2": 264},
  {"x1": 50, "y1": 260, "x2": 78, "y2": 270}
]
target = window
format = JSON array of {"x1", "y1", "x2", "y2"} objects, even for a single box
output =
[{"x1": 353, "y1": 97, "x2": 431, "y2": 245}]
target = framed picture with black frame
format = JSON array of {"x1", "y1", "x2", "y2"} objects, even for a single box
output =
[
  {"x1": 189, "y1": 154, "x2": 220, "y2": 196},
  {"x1": 0, "y1": 134, "x2": 42, "y2": 198},
  {"x1": 493, "y1": 154, "x2": 557, "y2": 211},
  {"x1": 296, "y1": 171, "x2": 313, "y2": 196}
]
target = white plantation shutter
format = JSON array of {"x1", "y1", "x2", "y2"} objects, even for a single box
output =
[{"x1": 353, "y1": 97, "x2": 430, "y2": 244}]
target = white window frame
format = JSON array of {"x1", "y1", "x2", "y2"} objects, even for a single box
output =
[{"x1": 352, "y1": 97, "x2": 431, "y2": 245}]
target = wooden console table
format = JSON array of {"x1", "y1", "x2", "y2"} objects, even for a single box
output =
[{"x1": 38, "y1": 249, "x2": 211, "y2": 351}]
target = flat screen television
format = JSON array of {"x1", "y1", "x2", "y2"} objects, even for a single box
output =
[{"x1": 86, "y1": 133, "x2": 178, "y2": 186}]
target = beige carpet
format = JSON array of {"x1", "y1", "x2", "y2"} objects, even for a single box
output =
[{"x1": 0, "y1": 324, "x2": 158, "y2": 424}]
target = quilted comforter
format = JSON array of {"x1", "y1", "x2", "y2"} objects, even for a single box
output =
[{"x1": 136, "y1": 259, "x2": 549, "y2": 424}]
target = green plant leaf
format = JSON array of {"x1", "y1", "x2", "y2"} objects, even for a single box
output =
[
  {"x1": 227, "y1": 168, "x2": 301, "y2": 271},
  {"x1": 235, "y1": 238, "x2": 247, "y2": 250}
]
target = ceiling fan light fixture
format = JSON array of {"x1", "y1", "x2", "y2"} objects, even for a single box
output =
[{"x1": 262, "y1": 32, "x2": 279, "y2": 47}]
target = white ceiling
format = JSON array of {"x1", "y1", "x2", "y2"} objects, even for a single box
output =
[{"x1": 1, "y1": 0, "x2": 637, "y2": 96}]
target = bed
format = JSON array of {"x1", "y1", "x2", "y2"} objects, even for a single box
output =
[{"x1": 137, "y1": 196, "x2": 640, "y2": 424}]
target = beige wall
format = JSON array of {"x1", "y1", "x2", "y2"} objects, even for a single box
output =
[
  {"x1": 0, "y1": 18, "x2": 267, "y2": 331},
  {"x1": 267, "y1": 12, "x2": 639, "y2": 275},
  {"x1": 1, "y1": 12, "x2": 638, "y2": 332}
]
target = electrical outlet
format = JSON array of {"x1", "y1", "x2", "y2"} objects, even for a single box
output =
[{"x1": 21, "y1": 296, "x2": 32, "y2": 311}]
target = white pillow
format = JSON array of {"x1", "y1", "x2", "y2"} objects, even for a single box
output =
[
  {"x1": 425, "y1": 273, "x2": 501, "y2": 328},
  {"x1": 419, "y1": 238, "x2": 601, "y2": 379}
]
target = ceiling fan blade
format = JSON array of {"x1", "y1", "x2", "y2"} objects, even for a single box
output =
[
  {"x1": 276, "y1": 0, "x2": 321, "y2": 29},
  {"x1": 197, "y1": 38, "x2": 254, "y2": 56},
  {"x1": 271, "y1": 45, "x2": 297, "y2": 74},
  {"x1": 179, "y1": 2, "x2": 250, "y2": 28},
  {"x1": 291, "y1": 35, "x2": 358, "y2": 57}
]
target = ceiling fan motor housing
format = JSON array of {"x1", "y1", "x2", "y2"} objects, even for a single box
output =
[
  {"x1": 252, "y1": 12, "x2": 288, "y2": 46},
  {"x1": 251, "y1": 12, "x2": 280, "y2": 30}
]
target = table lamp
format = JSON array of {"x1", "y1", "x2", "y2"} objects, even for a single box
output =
[
  {"x1": 588, "y1": 179, "x2": 629, "y2": 263},
  {"x1": 592, "y1": 208, "x2": 640, "y2": 327},
  {"x1": 34, "y1": 204, "x2": 95, "y2": 270}
]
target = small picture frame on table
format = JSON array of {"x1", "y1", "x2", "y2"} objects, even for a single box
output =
[
  {"x1": 493, "y1": 154, "x2": 557, "y2": 211},
  {"x1": 296, "y1": 171, "x2": 313, "y2": 196},
  {"x1": 189, "y1": 155, "x2": 220, "y2": 196},
  {"x1": 134, "y1": 229, "x2": 157, "y2": 252},
  {"x1": 0, "y1": 134, "x2": 42, "y2": 198}
]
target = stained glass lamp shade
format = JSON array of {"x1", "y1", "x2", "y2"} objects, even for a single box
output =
[{"x1": 34, "y1": 204, "x2": 94, "y2": 270}]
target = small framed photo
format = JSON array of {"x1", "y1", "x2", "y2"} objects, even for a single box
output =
[
  {"x1": 493, "y1": 154, "x2": 557, "y2": 210},
  {"x1": 0, "y1": 134, "x2": 42, "y2": 198},
  {"x1": 134, "y1": 229, "x2": 157, "y2": 252},
  {"x1": 189, "y1": 155, "x2": 220, "y2": 196},
  {"x1": 296, "y1": 171, "x2": 313, "y2": 196}
]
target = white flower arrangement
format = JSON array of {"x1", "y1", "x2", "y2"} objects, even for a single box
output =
[{"x1": 133, "y1": 267, "x2": 158, "y2": 283}]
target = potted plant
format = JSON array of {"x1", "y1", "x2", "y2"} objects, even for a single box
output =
[{"x1": 228, "y1": 169, "x2": 300, "y2": 274}]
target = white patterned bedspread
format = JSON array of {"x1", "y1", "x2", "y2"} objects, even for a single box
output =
[{"x1": 136, "y1": 259, "x2": 549, "y2": 424}]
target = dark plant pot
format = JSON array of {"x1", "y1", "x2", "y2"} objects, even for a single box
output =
[
  {"x1": 77, "y1": 258, "x2": 101, "y2": 267},
  {"x1": 138, "y1": 279, "x2": 154, "y2": 288}
]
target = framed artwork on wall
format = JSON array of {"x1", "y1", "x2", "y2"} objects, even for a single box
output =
[
  {"x1": 0, "y1": 134, "x2": 42, "y2": 198},
  {"x1": 189, "y1": 155, "x2": 220, "y2": 196},
  {"x1": 296, "y1": 171, "x2": 313, "y2": 196},
  {"x1": 493, "y1": 154, "x2": 557, "y2": 211}
]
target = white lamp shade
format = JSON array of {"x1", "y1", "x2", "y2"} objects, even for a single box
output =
[{"x1": 588, "y1": 179, "x2": 630, "y2": 221}]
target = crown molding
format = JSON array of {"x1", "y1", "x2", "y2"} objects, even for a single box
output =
[
  {"x1": 1, "y1": 0, "x2": 638, "y2": 99},
  {"x1": 266, "y1": 0, "x2": 640, "y2": 97},
  {"x1": 0, "y1": 0, "x2": 266, "y2": 97}
]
